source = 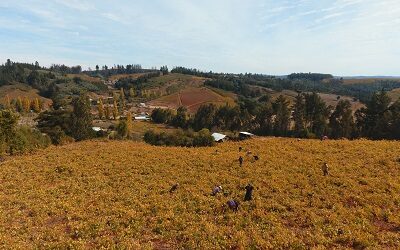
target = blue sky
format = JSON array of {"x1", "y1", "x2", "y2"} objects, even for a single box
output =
[{"x1": 0, "y1": 0, "x2": 399, "y2": 75}]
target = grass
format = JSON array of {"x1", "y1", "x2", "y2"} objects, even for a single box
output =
[{"x1": 0, "y1": 138, "x2": 400, "y2": 249}]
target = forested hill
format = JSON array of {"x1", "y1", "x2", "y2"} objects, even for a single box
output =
[
  {"x1": 171, "y1": 67, "x2": 400, "y2": 103},
  {"x1": 1, "y1": 59, "x2": 400, "y2": 105}
]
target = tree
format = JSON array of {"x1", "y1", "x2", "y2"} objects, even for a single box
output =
[
  {"x1": 272, "y1": 95, "x2": 291, "y2": 136},
  {"x1": 95, "y1": 65, "x2": 99, "y2": 72},
  {"x1": 112, "y1": 99, "x2": 118, "y2": 120},
  {"x1": 98, "y1": 99, "x2": 104, "y2": 119},
  {"x1": 388, "y1": 99, "x2": 400, "y2": 139},
  {"x1": 36, "y1": 109, "x2": 73, "y2": 145},
  {"x1": 193, "y1": 104, "x2": 217, "y2": 131},
  {"x1": 70, "y1": 95, "x2": 93, "y2": 141},
  {"x1": 16, "y1": 97, "x2": 24, "y2": 113},
  {"x1": 116, "y1": 120, "x2": 129, "y2": 139},
  {"x1": 171, "y1": 106, "x2": 188, "y2": 128},
  {"x1": 0, "y1": 110, "x2": 18, "y2": 154},
  {"x1": 5, "y1": 95, "x2": 11, "y2": 109},
  {"x1": 293, "y1": 94, "x2": 306, "y2": 136},
  {"x1": 304, "y1": 93, "x2": 331, "y2": 137},
  {"x1": 105, "y1": 105, "x2": 111, "y2": 120},
  {"x1": 119, "y1": 88, "x2": 125, "y2": 110},
  {"x1": 329, "y1": 100, "x2": 355, "y2": 139},
  {"x1": 356, "y1": 90, "x2": 391, "y2": 139},
  {"x1": 254, "y1": 103, "x2": 274, "y2": 135},
  {"x1": 33, "y1": 98, "x2": 41, "y2": 113},
  {"x1": 151, "y1": 108, "x2": 173, "y2": 124},
  {"x1": 23, "y1": 97, "x2": 31, "y2": 113}
]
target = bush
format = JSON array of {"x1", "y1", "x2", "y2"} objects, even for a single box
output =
[{"x1": 144, "y1": 129, "x2": 214, "y2": 147}]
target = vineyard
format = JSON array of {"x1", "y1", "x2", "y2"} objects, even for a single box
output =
[{"x1": 0, "y1": 138, "x2": 400, "y2": 249}]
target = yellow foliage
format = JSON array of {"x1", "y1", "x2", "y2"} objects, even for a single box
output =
[{"x1": 0, "y1": 138, "x2": 400, "y2": 248}]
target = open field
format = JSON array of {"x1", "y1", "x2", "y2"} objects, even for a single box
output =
[
  {"x1": 0, "y1": 83, "x2": 52, "y2": 108},
  {"x1": 149, "y1": 87, "x2": 235, "y2": 113},
  {"x1": 0, "y1": 138, "x2": 399, "y2": 249}
]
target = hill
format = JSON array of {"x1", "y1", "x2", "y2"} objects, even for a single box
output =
[
  {"x1": 148, "y1": 86, "x2": 236, "y2": 113},
  {"x1": 1, "y1": 138, "x2": 399, "y2": 249},
  {"x1": 389, "y1": 88, "x2": 400, "y2": 102},
  {"x1": 0, "y1": 83, "x2": 52, "y2": 108}
]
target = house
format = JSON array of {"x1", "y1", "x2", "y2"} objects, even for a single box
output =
[
  {"x1": 134, "y1": 115, "x2": 150, "y2": 121},
  {"x1": 211, "y1": 132, "x2": 228, "y2": 142},
  {"x1": 239, "y1": 131, "x2": 254, "y2": 140},
  {"x1": 92, "y1": 127, "x2": 102, "y2": 132}
]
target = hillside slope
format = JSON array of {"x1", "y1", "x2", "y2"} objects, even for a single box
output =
[{"x1": 0, "y1": 139, "x2": 399, "y2": 249}]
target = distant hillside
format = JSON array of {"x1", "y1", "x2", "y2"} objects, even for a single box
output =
[
  {"x1": 0, "y1": 83, "x2": 52, "y2": 108},
  {"x1": 148, "y1": 86, "x2": 236, "y2": 113}
]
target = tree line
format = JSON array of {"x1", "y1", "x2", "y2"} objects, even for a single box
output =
[{"x1": 151, "y1": 91, "x2": 400, "y2": 140}]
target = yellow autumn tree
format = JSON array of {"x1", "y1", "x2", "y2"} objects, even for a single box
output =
[
  {"x1": 126, "y1": 112, "x2": 132, "y2": 135},
  {"x1": 33, "y1": 98, "x2": 41, "y2": 113},
  {"x1": 5, "y1": 95, "x2": 11, "y2": 109},
  {"x1": 16, "y1": 97, "x2": 23, "y2": 113},
  {"x1": 112, "y1": 99, "x2": 118, "y2": 120},
  {"x1": 98, "y1": 99, "x2": 104, "y2": 119},
  {"x1": 105, "y1": 106, "x2": 110, "y2": 120}
]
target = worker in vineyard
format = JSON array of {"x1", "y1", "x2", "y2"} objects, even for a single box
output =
[
  {"x1": 211, "y1": 185, "x2": 223, "y2": 196},
  {"x1": 253, "y1": 155, "x2": 259, "y2": 161},
  {"x1": 239, "y1": 156, "x2": 243, "y2": 167},
  {"x1": 169, "y1": 183, "x2": 179, "y2": 193},
  {"x1": 322, "y1": 163, "x2": 329, "y2": 176},
  {"x1": 239, "y1": 146, "x2": 242, "y2": 152},
  {"x1": 227, "y1": 200, "x2": 239, "y2": 211},
  {"x1": 244, "y1": 184, "x2": 254, "y2": 201}
]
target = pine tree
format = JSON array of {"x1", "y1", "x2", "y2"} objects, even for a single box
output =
[
  {"x1": 272, "y1": 95, "x2": 291, "y2": 136},
  {"x1": 293, "y1": 94, "x2": 306, "y2": 136},
  {"x1": 98, "y1": 99, "x2": 104, "y2": 119}
]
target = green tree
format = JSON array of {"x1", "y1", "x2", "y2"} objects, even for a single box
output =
[
  {"x1": 70, "y1": 95, "x2": 93, "y2": 141},
  {"x1": 272, "y1": 95, "x2": 291, "y2": 136},
  {"x1": 329, "y1": 100, "x2": 355, "y2": 139},
  {"x1": 293, "y1": 94, "x2": 306, "y2": 136},
  {"x1": 356, "y1": 90, "x2": 391, "y2": 139},
  {"x1": 193, "y1": 104, "x2": 217, "y2": 131},
  {"x1": 0, "y1": 110, "x2": 18, "y2": 154},
  {"x1": 171, "y1": 106, "x2": 188, "y2": 128}
]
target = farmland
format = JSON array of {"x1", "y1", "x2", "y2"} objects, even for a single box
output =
[
  {"x1": 149, "y1": 87, "x2": 236, "y2": 113},
  {"x1": 0, "y1": 138, "x2": 399, "y2": 249}
]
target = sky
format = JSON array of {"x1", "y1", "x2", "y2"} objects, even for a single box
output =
[{"x1": 0, "y1": 0, "x2": 399, "y2": 76}]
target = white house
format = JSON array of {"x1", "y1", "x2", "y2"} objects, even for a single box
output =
[{"x1": 212, "y1": 132, "x2": 228, "y2": 142}]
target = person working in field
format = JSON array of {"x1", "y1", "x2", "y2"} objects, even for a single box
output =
[
  {"x1": 244, "y1": 184, "x2": 254, "y2": 201},
  {"x1": 211, "y1": 185, "x2": 223, "y2": 196},
  {"x1": 239, "y1": 156, "x2": 243, "y2": 167},
  {"x1": 322, "y1": 163, "x2": 329, "y2": 176},
  {"x1": 227, "y1": 200, "x2": 239, "y2": 211}
]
